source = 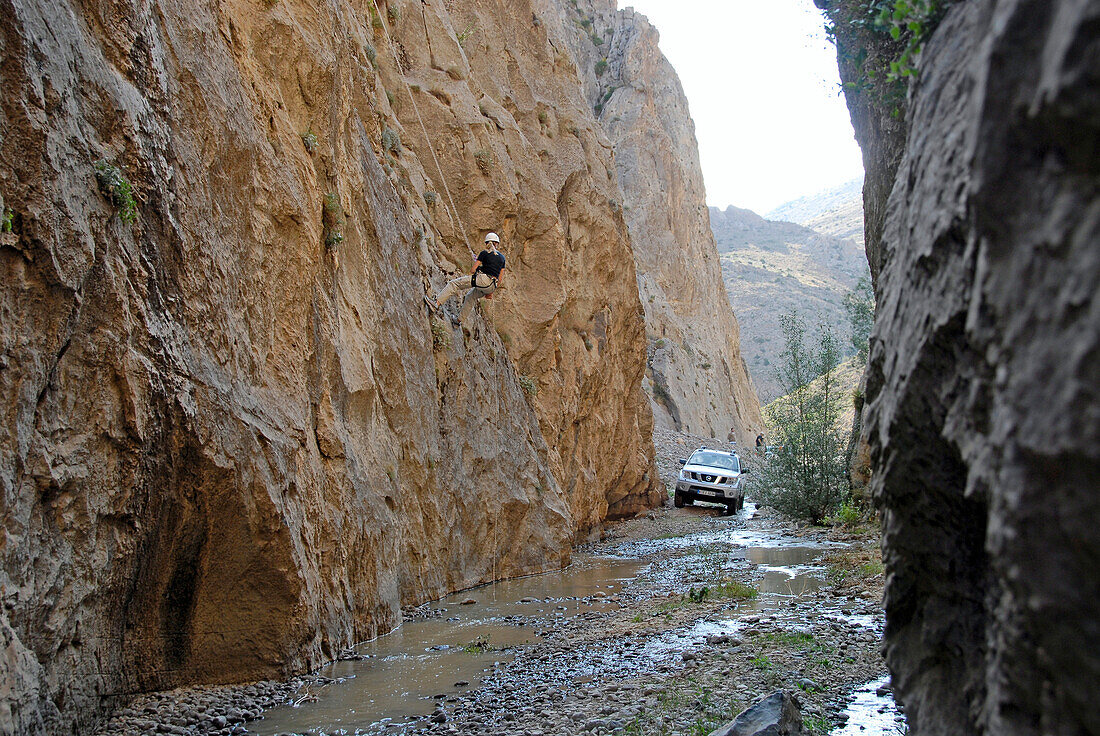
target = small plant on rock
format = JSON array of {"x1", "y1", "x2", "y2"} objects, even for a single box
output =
[
  {"x1": 301, "y1": 127, "x2": 318, "y2": 153},
  {"x1": 423, "y1": 190, "x2": 437, "y2": 206},
  {"x1": 323, "y1": 192, "x2": 344, "y2": 249},
  {"x1": 369, "y1": 5, "x2": 384, "y2": 32},
  {"x1": 93, "y1": 159, "x2": 137, "y2": 224},
  {"x1": 431, "y1": 318, "x2": 450, "y2": 350},
  {"x1": 462, "y1": 635, "x2": 492, "y2": 653},
  {"x1": 474, "y1": 149, "x2": 492, "y2": 174},
  {"x1": 518, "y1": 375, "x2": 538, "y2": 396},
  {"x1": 688, "y1": 586, "x2": 709, "y2": 604},
  {"x1": 381, "y1": 126, "x2": 401, "y2": 154},
  {"x1": 456, "y1": 23, "x2": 476, "y2": 48},
  {"x1": 1, "y1": 208, "x2": 13, "y2": 233}
]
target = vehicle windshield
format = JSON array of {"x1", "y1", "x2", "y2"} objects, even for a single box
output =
[{"x1": 688, "y1": 451, "x2": 739, "y2": 472}]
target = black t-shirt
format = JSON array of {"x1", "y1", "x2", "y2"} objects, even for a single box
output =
[{"x1": 477, "y1": 249, "x2": 506, "y2": 278}]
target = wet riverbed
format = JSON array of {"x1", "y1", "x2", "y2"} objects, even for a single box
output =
[
  {"x1": 250, "y1": 507, "x2": 892, "y2": 736},
  {"x1": 250, "y1": 557, "x2": 643, "y2": 735}
]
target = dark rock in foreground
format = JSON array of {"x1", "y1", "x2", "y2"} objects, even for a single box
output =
[
  {"x1": 709, "y1": 690, "x2": 803, "y2": 736},
  {"x1": 829, "y1": 0, "x2": 1100, "y2": 733}
]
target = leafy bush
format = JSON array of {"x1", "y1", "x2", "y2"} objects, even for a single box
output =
[
  {"x1": 844, "y1": 276, "x2": 875, "y2": 363},
  {"x1": 754, "y1": 313, "x2": 848, "y2": 523},
  {"x1": 93, "y1": 160, "x2": 137, "y2": 224},
  {"x1": 874, "y1": 0, "x2": 942, "y2": 81}
]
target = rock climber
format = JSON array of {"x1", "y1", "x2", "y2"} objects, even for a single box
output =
[{"x1": 429, "y1": 232, "x2": 506, "y2": 327}]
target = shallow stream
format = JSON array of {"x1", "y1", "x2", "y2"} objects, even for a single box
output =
[{"x1": 251, "y1": 512, "x2": 900, "y2": 735}]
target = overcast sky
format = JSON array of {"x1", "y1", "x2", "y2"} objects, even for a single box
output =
[{"x1": 621, "y1": 0, "x2": 865, "y2": 214}]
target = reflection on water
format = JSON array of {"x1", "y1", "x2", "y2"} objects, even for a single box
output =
[
  {"x1": 830, "y1": 675, "x2": 905, "y2": 735},
  {"x1": 250, "y1": 557, "x2": 644, "y2": 736},
  {"x1": 745, "y1": 546, "x2": 826, "y2": 598}
]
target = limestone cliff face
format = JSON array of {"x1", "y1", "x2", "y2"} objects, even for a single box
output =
[
  {"x1": 552, "y1": 1, "x2": 762, "y2": 443},
  {"x1": 0, "y1": 0, "x2": 662, "y2": 732},
  {"x1": 828, "y1": 0, "x2": 1100, "y2": 732}
]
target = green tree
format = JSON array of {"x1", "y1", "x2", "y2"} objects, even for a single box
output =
[
  {"x1": 755, "y1": 313, "x2": 848, "y2": 523},
  {"x1": 843, "y1": 276, "x2": 875, "y2": 364}
]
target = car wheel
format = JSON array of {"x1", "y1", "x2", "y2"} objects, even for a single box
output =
[
  {"x1": 723, "y1": 503, "x2": 736, "y2": 516},
  {"x1": 737, "y1": 495, "x2": 745, "y2": 511},
  {"x1": 673, "y1": 492, "x2": 685, "y2": 508}
]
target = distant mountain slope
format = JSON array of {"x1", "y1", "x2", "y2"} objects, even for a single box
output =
[
  {"x1": 766, "y1": 179, "x2": 864, "y2": 246},
  {"x1": 710, "y1": 205, "x2": 869, "y2": 401}
]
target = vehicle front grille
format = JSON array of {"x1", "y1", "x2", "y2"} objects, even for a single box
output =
[{"x1": 689, "y1": 472, "x2": 725, "y2": 484}]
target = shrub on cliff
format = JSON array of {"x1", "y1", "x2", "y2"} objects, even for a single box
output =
[
  {"x1": 844, "y1": 275, "x2": 875, "y2": 364},
  {"x1": 754, "y1": 313, "x2": 848, "y2": 523}
]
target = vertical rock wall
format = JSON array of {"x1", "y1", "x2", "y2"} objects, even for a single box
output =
[
  {"x1": 552, "y1": 0, "x2": 763, "y2": 443},
  {"x1": 0, "y1": 0, "x2": 662, "y2": 732},
  {"x1": 829, "y1": 0, "x2": 1100, "y2": 732}
]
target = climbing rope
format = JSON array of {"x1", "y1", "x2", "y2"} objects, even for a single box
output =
[{"x1": 370, "y1": 0, "x2": 477, "y2": 261}]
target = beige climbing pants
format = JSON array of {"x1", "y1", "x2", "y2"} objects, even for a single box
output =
[{"x1": 436, "y1": 273, "x2": 497, "y2": 322}]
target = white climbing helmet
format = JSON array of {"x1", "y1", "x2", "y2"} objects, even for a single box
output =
[{"x1": 484, "y1": 232, "x2": 500, "y2": 244}]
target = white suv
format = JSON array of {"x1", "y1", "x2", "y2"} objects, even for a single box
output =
[{"x1": 674, "y1": 448, "x2": 748, "y2": 515}]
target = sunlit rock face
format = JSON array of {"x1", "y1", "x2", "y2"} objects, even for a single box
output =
[
  {"x1": 830, "y1": 0, "x2": 1100, "y2": 732},
  {"x1": 0, "y1": 0, "x2": 666, "y2": 731},
  {"x1": 554, "y1": 0, "x2": 763, "y2": 443}
]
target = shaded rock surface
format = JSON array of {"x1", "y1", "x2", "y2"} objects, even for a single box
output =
[
  {"x1": 828, "y1": 0, "x2": 1100, "y2": 733},
  {"x1": 558, "y1": 0, "x2": 762, "y2": 442}
]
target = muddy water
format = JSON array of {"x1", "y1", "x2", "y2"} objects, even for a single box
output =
[{"x1": 251, "y1": 557, "x2": 643, "y2": 735}]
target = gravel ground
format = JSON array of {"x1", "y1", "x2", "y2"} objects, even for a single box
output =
[{"x1": 96, "y1": 429, "x2": 890, "y2": 736}]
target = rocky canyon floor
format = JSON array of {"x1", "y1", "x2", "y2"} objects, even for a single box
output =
[{"x1": 97, "y1": 430, "x2": 901, "y2": 736}]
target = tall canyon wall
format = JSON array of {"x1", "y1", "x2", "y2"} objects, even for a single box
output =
[
  {"x1": 0, "y1": 0, "x2": 690, "y2": 732},
  {"x1": 554, "y1": 0, "x2": 762, "y2": 442},
  {"x1": 825, "y1": 0, "x2": 1100, "y2": 733}
]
